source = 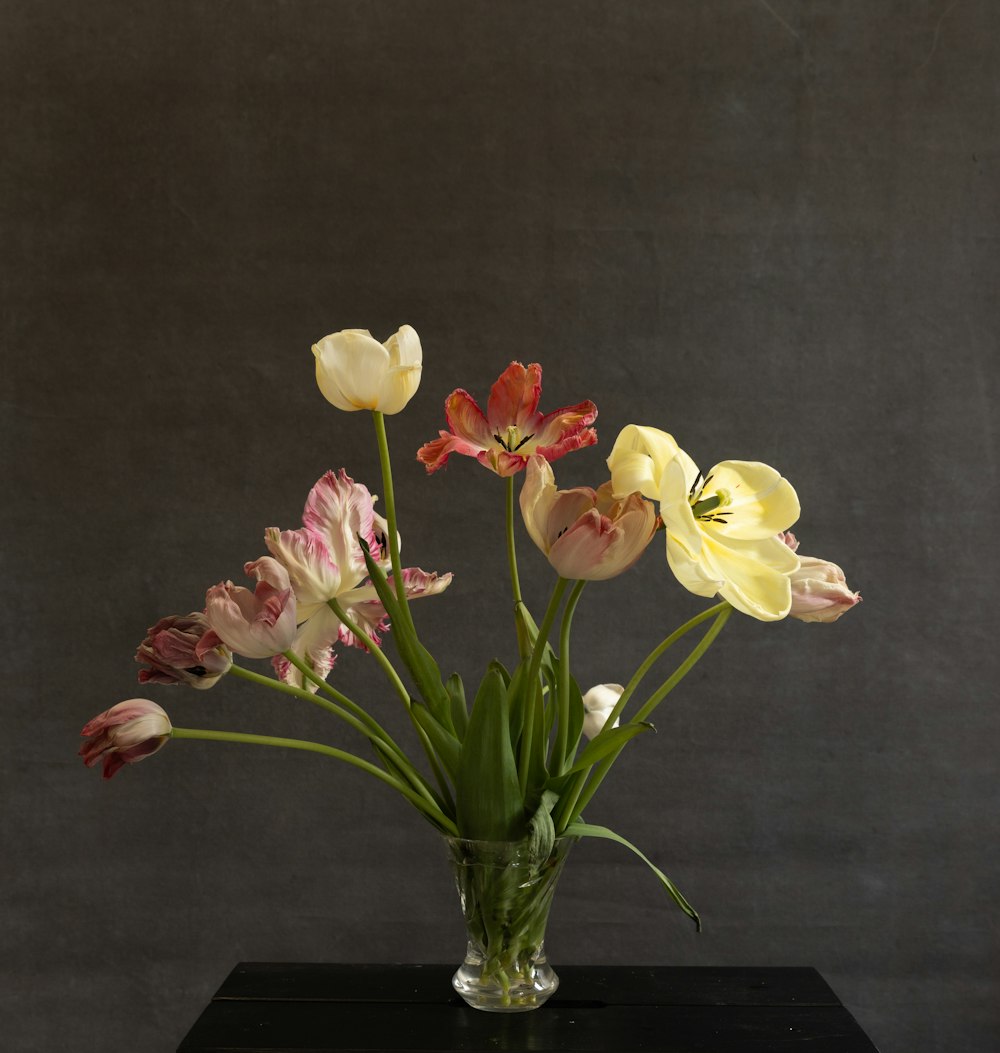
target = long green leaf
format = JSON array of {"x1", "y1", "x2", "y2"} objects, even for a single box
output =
[
  {"x1": 561, "y1": 722, "x2": 654, "y2": 777},
  {"x1": 455, "y1": 666, "x2": 525, "y2": 841},
  {"x1": 446, "y1": 673, "x2": 468, "y2": 741},
  {"x1": 564, "y1": 821, "x2": 701, "y2": 931},
  {"x1": 410, "y1": 703, "x2": 462, "y2": 782},
  {"x1": 360, "y1": 541, "x2": 452, "y2": 724}
]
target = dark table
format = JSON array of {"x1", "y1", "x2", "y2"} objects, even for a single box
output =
[{"x1": 177, "y1": 963, "x2": 880, "y2": 1052}]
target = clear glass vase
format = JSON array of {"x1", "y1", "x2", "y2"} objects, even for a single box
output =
[{"x1": 446, "y1": 835, "x2": 574, "y2": 1012}]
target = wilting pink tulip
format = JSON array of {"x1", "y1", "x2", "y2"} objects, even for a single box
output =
[
  {"x1": 135, "y1": 612, "x2": 233, "y2": 689},
  {"x1": 520, "y1": 456, "x2": 656, "y2": 581},
  {"x1": 264, "y1": 470, "x2": 453, "y2": 690},
  {"x1": 789, "y1": 555, "x2": 861, "y2": 623},
  {"x1": 204, "y1": 556, "x2": 298, "y2": 659},
  {"x1": 417, "y1": 361, "x2": 597, "y2": 477},
  {"x1": 79, "y1": 699, "x2": 172, "y2": 779}
]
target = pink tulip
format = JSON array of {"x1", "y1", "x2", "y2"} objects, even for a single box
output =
[
  {"x1": 79, "y1": 699, "x2": 172, "y2": 779},
  {"x1": 204, "y1": 556, "x2": 298, "y2": 659},
  {"x1": 520, "y1": 456, "x2": 656, "y2": 581},
  {"x1": 417, "y1": 362, "x2": 597, "y2": 477},
  {"x1": 263, "y1": 470, "x2": 453, "y2": 690},
  {"x1": 789, "y1": 555, "x2": 861, "y2": 623},
  {"x1": 135, "y1": 612, "x2": 232, "y2": 689}
]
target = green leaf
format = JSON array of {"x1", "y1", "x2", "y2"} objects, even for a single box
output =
[
  {"x1": 564, "y1": 821, "x2": 701, "y2": 931},
  {"x1": 455, "y1": 667, "x2": 525, "y2": 841},
  {"x1": 410, "y1": 702, "x2": 462, "y2": 782},
  {"x1": 446, "y1": 673, "x2": 468, "y2": 741},
  {"x1": 526, "y1": 789, "x2": 559, "y2": 861},
  {"x1": 562, "y1": 722, "x2": 654, "y2": 777},
  {"x1": 359, "y1": 542, "x2": 452, "y2": 725}
]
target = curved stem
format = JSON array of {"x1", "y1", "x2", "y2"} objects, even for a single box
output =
[
  {"x1": 170, "y1": 726, "x2": 458, "y2": 835},
  {"x1": 328, "y1": 598, "x2": 455, "y2": 811},
  {"x1": 555, "y1": 604, "x2": 732, "y2": 833},
  {"x1": 272, "y1": 653, "x2": 442, "y2": 808},
  {"x1": 632, "y1": 604, "x2": 732, "y2": 723},
  {"x1": 598, "y1": 601, "x2": 730, "y2": 740},
  {"x1": 552, "y1": 579, "x2": 587, "y2": 774},
  {"x1": 327, "y1": 598, "x2": 411, "y2": 707},
  {"x1": 372, "y1": 410, "x2": 412, "y2": 624}
]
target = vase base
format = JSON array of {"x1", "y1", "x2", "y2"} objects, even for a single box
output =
[{"x1": 452, "y1": 959, "x2": 559, "y2": 1012}]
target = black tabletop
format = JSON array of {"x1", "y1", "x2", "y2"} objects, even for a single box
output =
[{"x1": 177, "y1": 963, "x2": 880, "y2": 1052}]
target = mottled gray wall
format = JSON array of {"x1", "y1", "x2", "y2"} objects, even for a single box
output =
[{"x1": 3, "y1": 2, "x2": 997, "y2": 1051}]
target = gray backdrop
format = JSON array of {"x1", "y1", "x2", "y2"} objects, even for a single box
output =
[{"x1": 3, "y1": 2, "x2": 998, "y2": 1051}]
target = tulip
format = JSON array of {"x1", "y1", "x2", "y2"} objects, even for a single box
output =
[
  {"x1": 313, "y1": 326, "x2": 422, "y2": 414},
  {"x1": 79, "y1": 699, "x2": 172, "y2": 779},
  {"x1": 135, "y1": 612, "x2": 232, "y2": 689},
  {"x1": 660, "y1": 453, "x2": 801, "y2": 621},
  {"x1": 581, "y1": 684, "x2": 624, "y2": 740},
  {"x1": 265, "y1": 470, "x2": 453, "y2": 690},
  {"x1": 204, "y1": 557, "x2": 298, "y2": 659},
  {"x1": 520, "y1": 456, "x2": 656, "y2": 581},
  {"x1": 789, "y1": 555, "x2": 861, "y2": 623},
  {"x1": 609, "y1": 426, "x2": 801, "y2": 621},
  {"x1": 417, "y1": 361, "x2": 597, "y2": 477}
]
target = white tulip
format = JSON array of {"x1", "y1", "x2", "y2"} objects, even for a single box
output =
[{"x1": 313, "y1": 325, "x2": 422, "y2": 414}]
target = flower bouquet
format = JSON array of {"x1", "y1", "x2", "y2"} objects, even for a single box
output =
[{"x1": 80, "y1": 326, "x2": 860, "y2": 1011}]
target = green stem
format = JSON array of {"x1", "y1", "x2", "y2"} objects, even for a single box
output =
[
  {"x1": 633, "y1": 604, "x2": 732, "y2": 723},
  {"x1": 555, "y1": 604, "x2": 732, "y2": 833},
  {"x1": 519, "y1": 577, "x2": 569, "y2": 795},
  {"x1": 372, "y1": 410, "x2": 412, "y2": 623},
  {"x1": 505, "y1": 474, "x2": 523, "y2": 608},
  {"x1": 327, "y1": 598, "x2": 411, "y2": 707},
  {"x1": 600, "y1": 600, "x2": 730, "y2": 735},
  {"x1": 271, "y1": 654, "x2": 441, "y2": 808},
  {"x1": 552, "y1": 580, "x2": 587, "y2": 775},
  {"x1": 328, "y1": 597, "x2": 455, "y2": 811},
  {"x1": 170, "y1": 726, "x2": 458, "y2": 835}
]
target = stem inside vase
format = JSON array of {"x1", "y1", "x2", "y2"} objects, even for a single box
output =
[{"x1": 446, "y1": 836, "x2": 575, "y2": 1012}]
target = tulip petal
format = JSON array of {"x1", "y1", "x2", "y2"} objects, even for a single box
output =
[
  {"x1": 487, "y1": 362, "x2": 543, "y2": 431},
  {"x1": 608, "y1": 425, "x2": 684, "y2": 500},
  {"x1": 700, "y1": 535, "x2": 794, "y2": 620},
  {"x1": 264, "y1": 526, "x2": 340, "y2": 616},
  {"x1": 444, "y1": 389, "x2": 495, "y2": 448},
  {"x1": 313, "y1": 330, "x2": 391, "y2": 411},
  {"x1": 273, "y1": 608, "x2": 339, "y2": 691},
  {"x1": 699, "y1": 461, "x2": 800, "y2": 540},
  {"x1": 302, "y1": 470, "x2": 378, "y2": 588}
]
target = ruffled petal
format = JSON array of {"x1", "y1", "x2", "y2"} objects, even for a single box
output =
[
  {"x1": 700, "y1": 535, "x2": 793, "y2": 620},
  {"x1": 301, "y1": 470, "x2": 377, "y2": 591},
  {"x1": 264, "y1": 526, "x2": 340, "y2": 615},
  {"x1": 487, "y1": 362, "x2": 543, "y2": 431},
  {"x1": 444, "y1": 389, "x2": 494, "y2": 449},
  {"x1": 273, "y1": 607, "x2": 339, "y2": 691}
]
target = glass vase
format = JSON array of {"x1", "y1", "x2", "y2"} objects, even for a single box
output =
[{"x1": 446, "y1": 835, "x2": 574, "y2": 1012}]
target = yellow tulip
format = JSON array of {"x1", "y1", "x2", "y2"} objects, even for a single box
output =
[{"x1": 608, "y1": 426, "x2": 800, "y2": 621}]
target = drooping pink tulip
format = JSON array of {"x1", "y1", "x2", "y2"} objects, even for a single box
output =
[
  {"x1": 789, "y1": 555, "x2": 862, "y2": 623},
  {"x1": 135, "y1": 612, "x2": 233, "y2": 689},
  {"x1": 79, "y1": 699, "x2": 172, "y2": 780},
  {"x1": 204, "y1": 556, "x2": 298, "y2": 659},
  {"x1": 520, "y1": 456, "x2": 656, "y2": 581},
  {"x1": 417, "y1": 362, "x2": 598, "y2": 477},
  {"x1": 264, "y1": 470, "x2": 453, "y2": 690}
]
